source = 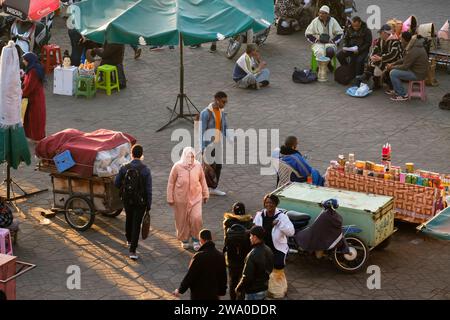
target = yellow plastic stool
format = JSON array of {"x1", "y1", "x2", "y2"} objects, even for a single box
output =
[{"x1": 95, "y1": 64, "x2": 120, "y2": 95}]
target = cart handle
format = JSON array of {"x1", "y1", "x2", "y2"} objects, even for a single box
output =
[{"x1": 0, "y1": 261, "x2": 36, "y2": 283}]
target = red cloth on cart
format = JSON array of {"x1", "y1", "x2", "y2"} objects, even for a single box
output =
[{"x1": 36, "y1": 128, "x2": 136, "y2": 177}]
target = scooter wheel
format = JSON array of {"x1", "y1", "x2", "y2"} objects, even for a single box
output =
[{"x1": 332, "y1": 236, "x2": 369, "y2": 273}]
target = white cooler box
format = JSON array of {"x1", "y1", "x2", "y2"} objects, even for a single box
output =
[{"x1": 53, "y1": 66, "x2": 78, "y2": 96}]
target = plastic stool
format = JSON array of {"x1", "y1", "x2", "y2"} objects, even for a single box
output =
[
  {"x1": 408, "y1": 80, "x2": 426, "y2": 101},
  {"x1": 41, "y1": 44, "x2": 62, "y2": 74},
  {"x1": 76, "y1": 75, "x2": 96, "y2": 98},
  {"x1": 0, "y1": 228, "x2": 13, "y2": 255},
  {"x1": 95, "y1": 64, "x2": 120, "y2": 95},
  {"x1": 311, "y1": 52, "x2": 337, "y2": 72}
]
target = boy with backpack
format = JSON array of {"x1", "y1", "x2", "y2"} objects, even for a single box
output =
[
  {"x1": 115, "y1": 144, "x2": 152, "y2": 260},
  {"x1": 223, "y1": 202, "x2": 254, "y2": 300}
]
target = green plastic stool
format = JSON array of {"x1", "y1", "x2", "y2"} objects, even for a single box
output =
[
  {"x1": 95, "y1": 64, "x2": 120, "y2": 95},
  {"x1": 75, "y1": 75, "x2": 96, "y2": 98},
  {"x1": 311, "y1": 52, "x2": 337, "y2": 73}
]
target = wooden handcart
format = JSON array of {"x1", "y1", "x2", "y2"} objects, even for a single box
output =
[{"x1": 38, "y1": 162, "x2": 123, "y2": 231}]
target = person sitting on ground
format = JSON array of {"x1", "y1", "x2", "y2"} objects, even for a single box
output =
[
  {"x1": 359, "y1": 24, "x2": 403, "y2": 90},
  {"x1": 336, "y1": 16, "x2": 372, "y2": 78},
  {"x1": 232, "y1": 44, "x2": 270, "y2": 89},
  {"x1": 278, "y1": 136, "x2": 324, "y2": 186},
  {"x1": 387, "y1": 32, "x2": 429, "y2": 101},
  {"x1": 305, "y1": 5, "x2": 343, "y2": 71},
  {"x1": 223, "y1": 202, "x2": 254, "y2": 300}
]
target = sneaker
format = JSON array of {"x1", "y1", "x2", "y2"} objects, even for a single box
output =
[
  {"x1": 209, "y1": 44, "x2": 217, "y2": 53},
  {"x1": 193, "y1": 242, "x2": 201, "y2": 251},
  {"x1": 134, "y1": 48, "x2": 142, "y2": 59},
  {"x1": 390, "y1": 94, "x2": 409, "y2": 101},
  {"x1": 129, "y1": 253, "x2": 139, "y2": 260},
  {"x1": 209, "y1": 188, "x2": 226, "y2": 196},
  {"x1": 181, "y1": 241, "x2": 190, "y2": 249},
  {"x1": 189, "y1": 44, "x2": 201, "y2": 49},
  {"x1": 384, "y1": 89, "x2": 395, "y2": 95},
  {"x1": 149, "y1": 46, "x2": 164, "y2": 51}
]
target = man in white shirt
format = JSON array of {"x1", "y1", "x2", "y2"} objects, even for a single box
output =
[{"x1": 305, "y1": 5, "x2": 343, "y2": 71}]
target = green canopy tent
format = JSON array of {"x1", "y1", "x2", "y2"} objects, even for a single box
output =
[{"x1": 71, "y1": 0, "x2": 274, "y2": 131}]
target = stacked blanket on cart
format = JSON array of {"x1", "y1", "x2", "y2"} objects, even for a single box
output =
[{"x1": 36, "y1": 128, "x2": 136, "y2": 177}]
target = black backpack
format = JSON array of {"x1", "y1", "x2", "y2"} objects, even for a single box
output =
[
  {"x1": 224, "y1": 223, "x2": 251, "y2": 265},
  {"x1": 292, "y1": 68, "x2": 317, "y2": 83},
  {"x1": 334, "y1": 65, "x2": 356, "y2": 85},
  {"x1": 121, "y1": 164, "x2": 146, "y2": 207}
]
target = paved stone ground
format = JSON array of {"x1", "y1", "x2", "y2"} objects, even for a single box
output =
[{"x1": 1, "y1": 0, "x2": 449, "y2": 300}]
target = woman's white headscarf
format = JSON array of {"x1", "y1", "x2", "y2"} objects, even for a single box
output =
[
  {"x1": 0, "y1": 41, "x2": 22, "y2": 128},
  {"x1": 176, "y1": 147, "x2": 200, "y2": 168}
]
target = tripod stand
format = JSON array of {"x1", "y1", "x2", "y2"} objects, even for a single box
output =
[
  {"x1": 2, "y1": 163, "x2": 48, "y2": 202},
  {"x1": 157, "y1": 34, "x2": 200, "y2": 132}
]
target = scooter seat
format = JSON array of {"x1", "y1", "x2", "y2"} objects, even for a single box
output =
[{"x1": 287, "y1": 211, "x2": 311, "y2": 222}]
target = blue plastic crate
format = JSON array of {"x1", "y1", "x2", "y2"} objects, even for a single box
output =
[{"x1": 53, "y1": 150, "x2": 76, "y2": 173}]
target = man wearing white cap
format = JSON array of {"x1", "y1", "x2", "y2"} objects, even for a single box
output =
[{"x1": 305, "y1": 5, "x2": 343, "y2": 71}]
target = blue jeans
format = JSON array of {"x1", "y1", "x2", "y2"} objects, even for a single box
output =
[
  {"x1": 245, "y1": 291, "x2": 267, "y2": 300},
  {"x1": 390, "y1": 69, "x2": 417, "y2": 96}
]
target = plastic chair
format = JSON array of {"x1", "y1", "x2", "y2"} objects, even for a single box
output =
[
  {"x1": 41, "y1": 44, "x2": 62, "y2": 74},
  {"x1": 277, "y1": 161, "x2": 304, "y2": 188},
  {"x1": 311, "y1": 52, "x2": 337, "y2": 73},
  {"x1": 76, "y1": 75, "x2": 96, "y2": 98},
  {"x1": 408, "y1": 80, "x2": 426, "y2": 101},
  {"x1": 0, "y1": 228, "x2": 13, "y2": 255},
  {"x1": 95, "y1": 64, "x2": 120, "y2": 95}
]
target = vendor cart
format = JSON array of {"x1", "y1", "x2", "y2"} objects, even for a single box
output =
[
  {"x1": 273, "y1": 182, "x2": 397, "y2": 250},
  {"x1": 38, "y1": 162, "x2": 123, "y2": 231}
]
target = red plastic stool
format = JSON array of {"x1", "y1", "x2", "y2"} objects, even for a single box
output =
[
  {"x1": 0, "y1": 228, "x2": 13, "y2": 255},
  {"x1": 41, "y1": 44, "x2": 62, "y2": 74},
  {"x1": 408, "y1": 80, "x2": 426, "y2": 101}
]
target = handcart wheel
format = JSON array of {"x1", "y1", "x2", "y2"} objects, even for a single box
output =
[
  {"x1": 101, "y1": 208, "x2": 123, "y2": 218},
  {"x1": 64, "y1": 196, "x2": 95, "y2": 231},
  {"x1": 333, "y1": 235, "x2": 369, "y2": 273}
]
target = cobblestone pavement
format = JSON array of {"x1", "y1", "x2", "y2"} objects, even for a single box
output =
[{"x1": 1, "y1": 0, "x2": 449, "y2": 300}]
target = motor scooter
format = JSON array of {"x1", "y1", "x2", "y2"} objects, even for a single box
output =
[
  {"x1": 287, "y1": 210, "x2": 369, "y2": 273},
  {"x1": 10, "y1": 17, "x2": 51, "y2": 57},
  {"x1": 225, "y1": 26, "x2": 271, "y2": 59}
]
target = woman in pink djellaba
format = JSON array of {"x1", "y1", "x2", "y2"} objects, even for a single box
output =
[{"x1": 167, "y1": 147, "x2": 209, "y2": 251}]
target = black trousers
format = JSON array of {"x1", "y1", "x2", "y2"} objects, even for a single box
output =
[
  {"x1": 336, "y1": 50, "x2": 369, "y2": 76},
  {"x1": 68, "y1": 28, "x2": 82, "y2": 67},
  {"x1": 229, "y1": 266, "x2": 244, "y2": 300},
  {"x1": 210, "y1": 148, "x2": 222, "y2": 185},
  {"x1": 124, "y1": 205, "x2": 145, "y2": 253}
]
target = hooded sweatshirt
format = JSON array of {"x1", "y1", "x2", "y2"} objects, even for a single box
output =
[{"x1": 392, "y1": 35, "x2": 429, "y2": 80}]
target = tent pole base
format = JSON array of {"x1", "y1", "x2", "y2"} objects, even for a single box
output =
[
  {"x1": 156, "y1": 93, "x2": 200, "y2": 132},
  {"x1": 2, "y1": 164, "x2": 48, "y2": 202}
]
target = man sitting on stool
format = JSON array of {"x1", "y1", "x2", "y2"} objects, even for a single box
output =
[
  {"x1": 336, "y1": 16, "x2": 372, "y2": 78},
  {"x1": 305, "y1": 5, "x2": 343, "y2": 72}
]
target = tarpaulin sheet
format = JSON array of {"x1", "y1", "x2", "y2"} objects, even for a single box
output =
[
  {"x1": 36, "y1": 128, "x2": 136, "y2": 177},
  {"x1": 419, "y1": 206, "x2": 450, "y2": 241}
]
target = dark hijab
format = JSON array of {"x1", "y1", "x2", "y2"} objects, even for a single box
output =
[{"x1": 22, "y1": 52, "x2": 45, "y2": 82}]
